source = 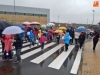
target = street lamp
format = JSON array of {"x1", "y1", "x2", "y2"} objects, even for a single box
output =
[
  {"x1": 13, "y1": 0, "x2": 16, "y2": 25},
  {"x1": 92, "y1": 10, "x2": 95, "y2": 25},
  {"x1": 87, "y1": 19, "x2": 88, "y2": 25}
]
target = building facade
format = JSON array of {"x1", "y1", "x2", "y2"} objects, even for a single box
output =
[{"x1": 0, "y1": 4, "x2": 50, "y2": 24}]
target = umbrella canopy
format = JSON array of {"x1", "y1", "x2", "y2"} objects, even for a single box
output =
[
  {"x1": 22, "y1": 21, "x2": 30, "y2": 25},
  {"x1": 16, "y1": 24, "x2": 25, "y2": 28},
  {"x1": 30, "y1": 22, "x2": 40, "y2": 26},
  {"x1": 41, "y1": 25, "x2": 46, "y2": 28},
  {"x1": 0, "y1": 21, "x2": 12, "y2": 30},
  {"x1": 49, "y1": 29, "x2": 54, "y2": 33},
  {"x1": 93, "y1": 26, "x2": 100, "y2": 33},
  {"x1": 54, "y1": 30, "x2": 63, "y2": 33},
  {"x1": 47, "y1": 23, "x2": 55, "y2": 26},
  {"x1": 75, "y1": 28, "x2": 87, "y2": 32},
  {"x1": 2, "y1": 26, "x2": 24, "y2": 34},
  {"x1": 59, "y1": 27, "x2": 66, "y2": 30},
  {"x1": 78, "y1": 26, "x2": 85, "y2": 29}
]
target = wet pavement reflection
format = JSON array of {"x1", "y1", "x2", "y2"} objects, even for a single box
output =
[{"x1": 0, "y1": 44, "x2": 80, "y2": 75}]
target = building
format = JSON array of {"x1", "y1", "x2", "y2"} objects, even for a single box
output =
[{"x1": 0, "y1": 4, "x2": 50, "y2": 24}]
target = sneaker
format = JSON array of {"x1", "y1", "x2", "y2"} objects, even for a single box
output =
[
  {"x1": 14, "y1": 61, "x2": 19, "y2": 63},
  {"x1": 2, "y1": 59, "x2": 6, "y2": 61}
]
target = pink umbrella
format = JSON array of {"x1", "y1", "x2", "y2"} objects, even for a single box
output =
[{"x1": 30, "y1": 22, "x2": 40, "y2": 26}]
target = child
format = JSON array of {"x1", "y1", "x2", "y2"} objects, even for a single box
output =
[{"x1": 40, "y1": 33, "x2": 45, "y2": 51}]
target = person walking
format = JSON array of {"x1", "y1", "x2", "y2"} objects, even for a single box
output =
[
  {"x1": 69, "y1": 29, "x2": 74, "y2": 44},
  {"x1": 93, "y1": 31, "x2": 99, "y2": 52},
  {"x1": 27, "y1": 29, "x2": 35, "y2": 48},
  {"x1": 1, "y1": 34, "x2": 13, "y2": 61},
  {"x1": 40, "y1": 33, "x2": 45, "y2": 51},
  {"x1": 64, "y1": 30, "x2": 72, "y2": 51},
  {"x1": 79, "y1": 32, "x2": 85, "y2": 50},
  {"x1": 75, "y1": 32, "x2": 80, "y2": 45},
  {"x1": 1, "y1": 35, "x2": 5, "y2": 53},
  {"x1": 13, "y1": 34, "x2": 23, "y2": 63},
  {"x1": 56, "y1": 33, "x2": 60, "y2": 44}
]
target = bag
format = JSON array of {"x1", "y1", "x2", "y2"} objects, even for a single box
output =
[{"x1": 35, "y1": 39, "x2": 39, "y2": 44}]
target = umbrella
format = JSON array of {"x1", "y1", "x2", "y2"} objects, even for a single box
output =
[
  {"x1": 2, "y1": 26, "x2": 24, "y2": 34},
  {"x1": 22, "y1": 21, "x2": 30, "y2": 25},
  {"x1": 54, "y1": 30, "x2": 63, "y2": 33},
  {"x1": 78, "y1": 26, "x2": 85, "y2": 29},
  {"x1": 59, "y1": 27, "x2": 66, "y2": 30},
  {"x1": 0, "y1": 21, "x2": 12, "y2": 30},
  {"x1": 93, "y1": 26, "x2": 100, "y2": 33},
  {"x1": 16, "y1": 24, "x2": 25, "y2": 28},
  {"x1": 30, "y1": 22, "x2": 40, "y2": 26},
  {"x1": 75, "y1": 28, "x2": 87, "y2": 32},
  {"x1": 49, "y1": 30, "x2": 54, "y2": 33},
  {"x1": 41, "y1": 25, "x2": 46, "y2": 29},
  {"x1": 47, "y1": 23, "x2": 55, "y2": 26}
]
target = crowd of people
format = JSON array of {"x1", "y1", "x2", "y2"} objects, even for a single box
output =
[{"x1": 0, "y1": 26, "x2": 99, "y2": 64}]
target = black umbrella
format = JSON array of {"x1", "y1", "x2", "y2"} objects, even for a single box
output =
[
  {"x1": 93, "y1": 26, "x2": 100, "y2": 33},
  {"x1": 0, "y1": 21, "x2": 12, "y2": 30},
  {"x1": 0, "y1": 21, "x2": 12, "y2": 37}
]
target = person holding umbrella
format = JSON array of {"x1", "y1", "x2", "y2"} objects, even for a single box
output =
[
  {"x1": 13, "y1": 34, "x2": 23, "y2": 63},
  {"x1": 92, "y1": 31, "x2": 99, "y2": 52},
  {"x1": 79, "y1": 32, "x2": 85, "y2": 50}
]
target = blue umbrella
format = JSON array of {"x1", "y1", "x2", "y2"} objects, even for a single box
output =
[
  {"x1": 78, "y1": 26, "x2": 85, "y2": 29},
  {"x1": 75, "y1": 28, "x2": 87, "y2": 32},
  {"x1": 16, "y1": 24, "x2": 25, "y2": 28}
]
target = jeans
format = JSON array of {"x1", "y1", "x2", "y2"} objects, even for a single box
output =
[
  {"x1": 4, "y1": 50, "x2": 12, "y2": 59},
  {"x1": 41, "y1": 43, "x2": 44, "y2": 49},
  {"x1": 75, "y1": 39, "x2": 78, "y2": 44},
  {"x1": 16, "y1": 49, "x2": 21, "y2": 61},
  {"x1": 30, "y1": 39, "x2": 34, "y2": 47}
]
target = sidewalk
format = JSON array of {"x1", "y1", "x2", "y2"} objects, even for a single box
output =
[{"x1": 82, "y1": 41, "x2": 100, "y2": 75}]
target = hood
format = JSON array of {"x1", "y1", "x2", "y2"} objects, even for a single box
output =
[
  {"x1": 5, "y1": 34, "x2": 12, "y2": 39},
  {"x1": 65, "y1": 32, "x2": 70, "y2": 37}
]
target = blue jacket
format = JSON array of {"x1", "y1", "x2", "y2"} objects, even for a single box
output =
[
  {"x1": 64, "y1": 32, "x2": 72, "y2": 44},
  {"x1": 28, "y1": 30, "x2": 34, "y2": 40}
]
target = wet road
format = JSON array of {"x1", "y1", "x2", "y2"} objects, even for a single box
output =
[{"x1": 0, "y1": 41, "x2": 81, "y2": 75}]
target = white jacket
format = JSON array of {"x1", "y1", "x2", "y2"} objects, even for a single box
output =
[{"x1": 75, "y1": 32, "x2": 80, "y2": 39}]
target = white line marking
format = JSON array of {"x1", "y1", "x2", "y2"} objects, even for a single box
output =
[
  {"x1": 21, "y1": 42, "x2": 55, "y2": 59},
  {"x1": 70, "y1": 49, "x2": 82, "y2": 74},
  {"x1": 48, "y1": 45, "x2": 75, "y2": 70},
  {"x1": 30, "y1": 44, "x2": 64, "y2": 64}
]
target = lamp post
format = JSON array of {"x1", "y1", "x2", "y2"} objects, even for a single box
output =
[
  {"x1": 92, "y1": 10, "x2": 95, "y2": 25},
  {"x1": 87, "y1": 19, "x2": 88, "y2": 25},
  {"x1": 13, "y1": 0, "x2": 16, "y2": 25}
]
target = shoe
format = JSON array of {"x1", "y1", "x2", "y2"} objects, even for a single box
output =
[
  {"x1": 9, "y1": 59, "x2": 13, "y2": 61},
  {"x1": 19, "y1": 60, "x2": 22, "y2": 63},
  {"x1": 2, "y1": 59, "x2": 7, "y2": 61}
]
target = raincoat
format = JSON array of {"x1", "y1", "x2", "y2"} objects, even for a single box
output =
[
  {"x1": 64, "y1": 32, "x2": 72, "y2": 44},
  {"x1": 1, "y1": 34, "x2": 12, "y2": 52},
  {"x1": 40, "y1": 34, "x2": 45, "y2": 44},
  {"x1": 28, "y1": 30, "x2": 34, "y2": 40}
]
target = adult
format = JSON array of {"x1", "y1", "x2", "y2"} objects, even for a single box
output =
[
  {"x1": 13, "y1": 34, "x2": 23, "y2": 63},
  {"x1": 75, "y1": 32, "x2": 80, "y2": 45},
  {"x1": 93, "y1": 31, "x2": 99, "y2": 52},
  {"x1": 79, "y1": 32, "x2": 85, "y2": 50},
  {"x1": 69, "y1": 28, "x2": 74, "y2": 44}
]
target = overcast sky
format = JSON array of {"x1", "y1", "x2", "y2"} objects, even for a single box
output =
[{"x1": 0, "y1": 0, "x2": 100, "y2": 24}]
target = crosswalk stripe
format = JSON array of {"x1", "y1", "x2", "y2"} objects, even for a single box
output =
[
  {"x1": 0, "y1": 42, "x2": 30, "y2": 53},
  {"x1": 21, "y1": 42, "x2": 55, "y2": 59},
  {"x1": 30, "y1": 44, "x2": 64, "y2": 64},
  {"x1": 48, "y1": 45, "x2": 75, "y2": 70},
  {"x1": 70, "y1": 48, "x2": 82, "y2": 74}
]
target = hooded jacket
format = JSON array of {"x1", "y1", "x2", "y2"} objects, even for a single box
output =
[
  {"x1": 64, "y1": 32, "x2": 72, "y2": 44},
  {"x1": 28, "y1": 30, "x2": 34, "y2": 40},
  {"x1": 40, "y1": 34, "x2": 45, "y2": 43},
  {"x1": 1, "y1": 34, "x2": 12, "y2": 52}
]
